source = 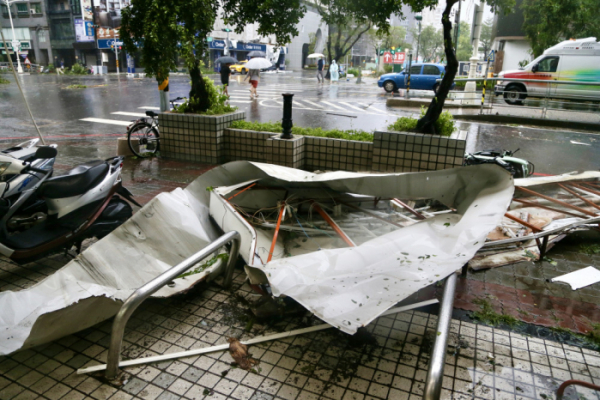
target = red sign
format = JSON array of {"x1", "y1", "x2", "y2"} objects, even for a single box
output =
[
  {"x1": 393, "y1": 52, "x2": 406, "y2": 64},
  {"x1": 383, "y1": 51, "x2": 393, "y2": 64}
]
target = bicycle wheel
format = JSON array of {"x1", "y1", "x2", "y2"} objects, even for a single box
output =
[{"x1": 128, "y1": 122, "x2": 160, "y2": 157}]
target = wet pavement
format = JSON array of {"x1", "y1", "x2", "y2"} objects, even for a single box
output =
[{"x1": 1, "y1": 72, "x2": 600, "y2": 400}]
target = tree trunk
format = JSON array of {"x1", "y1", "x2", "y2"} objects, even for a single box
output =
[
  {"x1": 325, "y1": 29, "x2": 332, "y2": 80},
  {"x1": 188, "y1": 60, "x2": 211, "y2": 112},
  {"x1": 415, "y1": 0, "x2": 459, "y2": 134}
]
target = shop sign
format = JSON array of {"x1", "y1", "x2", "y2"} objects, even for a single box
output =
[{"x1": 75, "y1": 19, "x2": 95, "y2": 42}]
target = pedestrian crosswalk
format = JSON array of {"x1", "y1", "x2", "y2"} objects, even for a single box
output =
[{"x1": 78, "y1": 83, "x2": 396, "y2": 127}]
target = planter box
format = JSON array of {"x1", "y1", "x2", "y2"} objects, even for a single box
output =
[
  {"x1": 304, "y1": 136, "x2": 373, "y2": 172},
  {"x1": 372, "y1": 130, "x2": 467, "y2": 172},
  {"x1": 224, "y1": 129, "x2": 304, "y2": 169},
  {"x1": 159, "y1": 111, "x2": 245, "y2": 163}
]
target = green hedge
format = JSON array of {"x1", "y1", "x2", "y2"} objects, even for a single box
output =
[
  {"x1": 387, "y1": 107, "x2": 455, "y2": 137},
  {"x1": 229, "y1": 120, "x2": 374, "y2": 142}
]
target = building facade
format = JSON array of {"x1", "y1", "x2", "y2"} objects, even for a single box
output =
[
  {"x1": 490, "y1": 0, "x2": 532, "y2": 72},
  {"x1": 1, "y1": 0, "x2": 52, "y2": 66}
]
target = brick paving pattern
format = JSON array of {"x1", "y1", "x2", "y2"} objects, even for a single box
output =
[{"x1": 1, "y1": 137, "x2": 599, "y2": 400}]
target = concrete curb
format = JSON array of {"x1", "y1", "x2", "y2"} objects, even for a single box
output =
[
  {"x1": 386, "y1": 98, "x2": 490, "y2": 109},
  {"x1": 453, "y1": 114, "x2": 600, "y2": 132}
]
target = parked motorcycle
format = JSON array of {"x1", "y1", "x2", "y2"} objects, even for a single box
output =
[
  {"x1": 464, "y1": 148, "x2": 534, "y2": 178},
  {"x1": 0, "y1": 146, "x2": 141, "y2": 264}
]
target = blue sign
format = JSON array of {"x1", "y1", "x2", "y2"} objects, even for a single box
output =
[
  {"x1": 487, "y1": 50, "x2": 495, "y2": 62},
  {"x1": 208, "y1": 39, "x2": 266, "y2": 52},
  {"x1": 98, "y1": 38, "x2": 123, "y2": 49},
  {"x1": 127, "y1": 54, "x2": 135, "y2": 73}
]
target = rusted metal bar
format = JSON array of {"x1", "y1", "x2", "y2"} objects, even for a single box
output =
[
  {"x1": 558, "y1": 184, "x2": 600, "y2": 211},
  {"x1": 339, "y1": 200, "x2": 404, "y2": 228},
  {"x1": 227, "y1": 182, "x2": 257, "y2": 201},
  {"x1": 556, "y1": 379, "x2": 600, "y2": 400},
  {"x1": 504, "y1": 213, "x2": 543, "y2": 233},
  {"x1": 570, "y1": 183, "x2": 600, "y2": 199},
  {"x1": 539, "y1": 235, "x2": 550, "y2": 260},
  {"x1": 311, "y1": 202, "x2": 356, "y2": 247},
  {"x1": 392, "y1": 198, "x2": 426, "y2": 220},
  {"x1": 512, "y1": 198, "x2": 586, "y2": 218},
  {"x1": 516, "y1": 187, "x2": 597, "y2": 217},
  {"x1": 267, "y1": 203, "x2": 286, "y2": 263}
]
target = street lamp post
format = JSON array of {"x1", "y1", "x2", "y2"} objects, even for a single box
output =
[
  {"x1": 415, "y1": 13, "x2": 422, "y2": 63},
  {"x1": 2, "y1": 0, "x2": 26, "y2": 73}
]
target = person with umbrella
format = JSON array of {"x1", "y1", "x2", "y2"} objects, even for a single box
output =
[
  {"x1": 216, "y1": 56, "x2": 237, "y2": 97},
  {"x1": 308, "y1": 53, "x2": 325, "y2": 84},
  {"x1": 243, "y1": 58, "x2": 271, "y2": 99}
]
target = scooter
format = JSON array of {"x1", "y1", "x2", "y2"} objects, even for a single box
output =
[
  {"x1": 464, "y1": 148, "x2": 535, "y2": 178},
  {"x1": 0, "y1": 146, "x2": 141, "y2": 264}
]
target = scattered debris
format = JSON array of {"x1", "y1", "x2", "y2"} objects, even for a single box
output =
[
  {"x1": 551, "y1": 266, "x2": 600, "y2": 290},
  {"x1": 227, "y1": 338, "x2": 259, "y2": 370}
]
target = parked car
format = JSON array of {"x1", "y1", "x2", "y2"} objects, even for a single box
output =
[
  {"x1": 377, "y1": 63, "x2": 453, "y2": 93},
  {"x1": 495, "y1": 37, "x2": 600, "y2": 105},
  {"x1": 229, "y1": 60, "x2": 249, "y2": 74}
]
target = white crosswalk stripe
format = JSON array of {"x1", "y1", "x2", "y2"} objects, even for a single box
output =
[
  {"x1": 338, "y1": 102, "x2": 369, "y2": 113},
  {"x1": 320, "y1": 101, "x2": 348, "y2": 111},
  {"x1": 139, "y1": 106, "x2": 160, "y2": 110},
  {"x1": 80, "y1": 118, "x2": 132, "y2": 126},
  {"x1": 112, "y1": 111, "x2": 147, "y2": 117},
  {"x1": 301, "y1": 100, "x2": 324, "y2": 109}
]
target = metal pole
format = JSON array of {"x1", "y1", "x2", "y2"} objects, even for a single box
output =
[
  {"x1": 480, "y1": 58, "x2": 490, "y2": 115},
  {"x1": 105, "y1": 231, "x2": 241, "y2": 380},
  {"x1": 281, "y1": 93, "x2": 294, "y2": 139},
  {"x1": 114, "y1": 30, "x2": 119, "y2": 75},
  {"x1": 0, "y1": 17, "x2": 45, "y2": 144},
  {"x1": 423, "y1": 272, "x2": 458, "y2": 400},
  {"x1": 454, "y1": 0, "x2": 462, "y2": 49},
  {"x1": 4, "y1": 0, "x2": 23, "y2": 73},
  {"x1": 405, "y1": 53, "x2": 412, "y2": 99},
  {"x1": 416, "y1": 21, "x2": 422, "y2": 61}
]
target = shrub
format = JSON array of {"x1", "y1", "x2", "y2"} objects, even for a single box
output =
[
  {"x1": 48, "y1": 64, "x2": 56, "y2": 73},
  {"x1": 229, "y1": 120, "x2": 374, "y2": 142},
  {"x1": 387, "y1": 106, "x2": 455, "y2": 137},
  {"x1": 66, "y1": 63, "x2": 89, "y2": 75},
  {"x1": 66, "y1": 84, "x2": 87, "y2": 89},
  {"x1": 173, "y1": 77, "x2": 238, "y2": 115},
  {"x1": 0, "y1": 77, "x2": 9, "y2": 84},
  {"x1": 384, "y1": 65, "x2": 393, "y2": 73},
  {"x1": 347, "y1": 68, "x2": 360, "y2": 76}
]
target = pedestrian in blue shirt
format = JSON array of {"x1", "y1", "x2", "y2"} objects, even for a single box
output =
[{"x1": 317, "y1": 58, "x2": 324, "y2": 83}]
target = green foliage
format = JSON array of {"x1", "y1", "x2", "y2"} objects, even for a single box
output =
[
  {"x1": 522, "y1": 0, "x2": 600, "y2": 57},
  {"x1": 0, "y1": 77, "x2": 9, "y2": 84},
  {"x1": 383, "y1": 65, "x2": 393, "y2": 73},
  {"x1": 471, "y1": 297, "x2": 521, "y2": 327},
  {"x1": 456, "y1": 22, "x2": 473, "y2": 61},
  {"x1": 368, "y1": 26, "x2": 412, "y2": 57},
  {"x1": 412, "y1": 25, "x2": 444, "y2": 62},
  {"x1": 388, "y1": 107, "x2": 455, "y2": 136},
  {"x1": 173, "y1": 77, "x2": 237, "y2": 115},
  {"x1": 47, "y1": 64, "x2": 56, "y2": 73},
  {"x1": 479, "y1": 18, "x2": 493, "y2": 57},
  {"x1": 66, "y1": 63, "x2": 89, "y2": 75},
  {"x1": 347, "y1": 68, "x2": 360, "y2": 76},
  {"x1": 66, "y1": 84, "x2": 88, "y2": 89},
  {"x1": 580, "y1": 243, "x2": 600, "y2": 255},
  {"x1": 177, "y1": 254, "x2": 229, "y2": 279},
  {"x1": 229, "y1": 120, "x2": 374, "y2": 142},
  {"x1": 517, "y1": 59, "x2": 530, "y2": 68}
]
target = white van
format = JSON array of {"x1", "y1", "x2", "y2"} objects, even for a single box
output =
[{"x1": 494, "y1": 37, "x2": 600, "y2": 105}]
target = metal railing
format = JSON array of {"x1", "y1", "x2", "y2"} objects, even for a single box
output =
[
  {"x1": 449, "y1": 77, "x2": 600, "y2": 119},
  {"x1": 423, "y1": 272, "x2": 458, "y2": 400},
  {"x1": 105, "y1": 231, "x2": 241, "y2": 380}
]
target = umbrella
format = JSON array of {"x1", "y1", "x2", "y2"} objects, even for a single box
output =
[
  {"x1": 308, "y1": 53, "x2": 325, "y2": 59},
  {"x1": 245, "y1": 57, "x2": 272, "y2": 69},
  {"x1": 247, "y1": 51, "x2": 266, "y2": 57},
  {"x1": 216, "y1": 56, "x2": 237, "y2": 64}
]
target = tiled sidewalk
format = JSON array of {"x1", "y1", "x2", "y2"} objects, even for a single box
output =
[
  {"x1": 1, "y1": 137, "x2": 600, "y2": 400},
  {"x1": 1, "y1": 270, "x2": 600, "y2": 400}
]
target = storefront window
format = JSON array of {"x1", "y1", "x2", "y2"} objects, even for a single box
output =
[{"x1": 37, "y1": 30, "x2": 46, "y2": 43}]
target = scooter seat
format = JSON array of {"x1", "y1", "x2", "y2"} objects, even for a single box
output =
[{"x1": 39, "y1": 160, "x2": 109, "y2": 199}]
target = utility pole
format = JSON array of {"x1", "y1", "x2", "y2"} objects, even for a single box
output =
[
  {"x1": 453, "y1": 0, "x2": 462, "y2": 50},
  {"x1": 2, "y1": 0, "x2": 24, "y2": 73},
  {"x1": 222, "y1": 28, "x2": 231, "y2": 56},
  {"x1": 415, "y1": 13, "x2": 422, "y2": 62},
  {"x1": 463, "y1": 3, "x2": 483, "y2": 104}
]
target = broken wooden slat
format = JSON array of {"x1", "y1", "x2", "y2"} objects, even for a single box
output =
[
  {"x1": 558, "y1": 184, "x2": 600, "y2": 211},
  {"x1": 516, "y1": 187, "x2": 597, "y2": 217},
  {"x1": 311, "y1": 202, "x2": 356, "y2": 247},
  {"x1": 267, "y1": 203, "x2": 286, "y2": 262},
  {"x1": 504, "y1": 213, "x2": 543, "y2": 233},
  {"x1": 391, "y1": 198, "x2": 427, "y2": 220},
  {"x1": 512, "y1": 198, "x2": 586, "y2": 218}
]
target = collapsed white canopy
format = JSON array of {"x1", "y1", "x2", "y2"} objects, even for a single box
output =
[{"x1": 0, "y1": 162, "x2": 513, "y2": 354}]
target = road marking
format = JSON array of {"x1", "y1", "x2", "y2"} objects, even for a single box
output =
[
  {"x1": 320, "y1": 101, "x2": 348, "y2": 111},
  {"x1": 138, "y1": 106, "x2": 160, "y2": 110},
  {"x1": 229, "y1": 100, "x2": 252, "y2": 103},
  {"x1": 112, "y1": 111, "x2": 147, "y2": 117},
  {"x1": 301, "y1": 100, "x2": 325, "y2": 109},
  {"x1": 338, "y1": 102, "x2": 370, "y2": 113},
  {"x1": 80, "y1": 118, "x2": 132, "y2": 126}
]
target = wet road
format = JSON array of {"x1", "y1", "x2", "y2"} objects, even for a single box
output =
[{"x1": 0, "y1": 71, "x2": 599, "y2": 174}]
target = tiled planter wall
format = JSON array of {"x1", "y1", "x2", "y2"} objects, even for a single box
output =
[
  {"x1": 162, "y1": 123, "x2": 467, "y2": 173},
  {"x1": 372, "y1": 130, "x2": 467, "y2": 172},
  {"x1": 159, "y1": 111, "x2": 245, "y2": 164},
  {"x1": 304, "y1": 137, "x2": 373, "y2": 172}
]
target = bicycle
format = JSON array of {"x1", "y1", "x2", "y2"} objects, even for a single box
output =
[{"x1": 126, "y1": 97, "x2": 184, "y2": 157}]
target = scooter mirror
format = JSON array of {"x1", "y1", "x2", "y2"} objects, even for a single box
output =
[{"x1": 34, "y1": 146, "x2": 58, "y2": 160}]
